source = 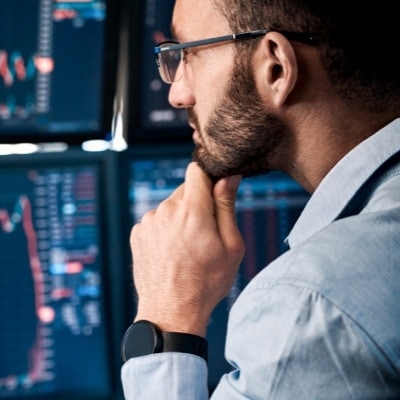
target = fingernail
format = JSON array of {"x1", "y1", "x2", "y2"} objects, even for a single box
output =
[{"x1": 227, "y1": 175, "x2": 242, "y2": 189}]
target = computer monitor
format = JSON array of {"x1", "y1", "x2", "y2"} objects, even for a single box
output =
[
  {"x1": 0, "y1": 149, "x2": 125, "y2": 399},
  {"x1": 121, "y1": 144, "x2": 311, "y2": 391},
  {"x1": 0, "y1": 0, "x2": 121, "y2": 144},
  {"x1": 127, "y1": 0, "x2": 191, "y2": 143}
]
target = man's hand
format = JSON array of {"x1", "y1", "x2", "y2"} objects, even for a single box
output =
[{"x1": 130, "y1": 161, "x2": 245, "y2": 337}]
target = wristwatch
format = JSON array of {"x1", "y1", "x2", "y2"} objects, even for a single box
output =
[{"x1": 121, "y1": 320, "x2": 208, "y2": 362}]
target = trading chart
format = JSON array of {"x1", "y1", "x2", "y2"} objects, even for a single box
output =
[
  {"x1": 0, "y1": 0, "x2": 109, "y2": 140},
  {"x1": 0, "y1": 163, "x2": 110, "y2": 397}
]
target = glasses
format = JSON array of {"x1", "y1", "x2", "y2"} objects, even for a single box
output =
[{"x1": 154, "y1": 29, "x2": 316, "y2": 84}]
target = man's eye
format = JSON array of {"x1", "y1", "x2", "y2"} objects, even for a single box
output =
[{"x1": 182, "y1": 49, "x2": 190, "y2": 62}]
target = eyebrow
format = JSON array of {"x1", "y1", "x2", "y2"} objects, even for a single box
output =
[
  {"x1": 169, "y1": 24, "x2": 182, "y2": 42},
  {"x1": 169, "y1": 24, "x2": 197, "y2": 44}
]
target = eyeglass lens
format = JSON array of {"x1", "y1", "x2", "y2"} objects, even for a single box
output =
[{"x1": 159, "y1": 48, "x2": 181, "y2": 83}]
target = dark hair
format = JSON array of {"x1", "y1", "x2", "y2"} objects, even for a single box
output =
[{"x1": 216, "y1": 0, "x2": 400, "y2": 112}]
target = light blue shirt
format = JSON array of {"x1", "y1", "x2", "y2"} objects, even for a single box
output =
[{"x1": 121, "y1": 119, "x2": 400, "y2": 399}]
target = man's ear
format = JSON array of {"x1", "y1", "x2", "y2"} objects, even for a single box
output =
[{"x1": 255, "y1": 31, "x2": 298, "y2": 107}]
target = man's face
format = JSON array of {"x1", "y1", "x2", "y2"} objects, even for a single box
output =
[
  {"x1": 171, "y1": 0, "x2": 290, "y2": 181},
  {"x1": 192, "y1": 50, "x2": 289, "y2": 181}
]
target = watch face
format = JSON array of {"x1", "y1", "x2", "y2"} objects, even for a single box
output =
[{"x1": 121, "y1": 321, "x2": 160, "y2": 361}]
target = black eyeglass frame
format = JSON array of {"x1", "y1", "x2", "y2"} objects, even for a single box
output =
[{"x1": 154, "y1": 29, "x2": 317, "y2": 83}]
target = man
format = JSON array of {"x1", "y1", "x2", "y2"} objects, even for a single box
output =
[{"x1": 121, "y1": 0, "x2": 400, "y2": 398}]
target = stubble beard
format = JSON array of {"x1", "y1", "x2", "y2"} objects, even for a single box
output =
[{"x1": 191, "y1": 52, "x2": 289, "y2": 182}]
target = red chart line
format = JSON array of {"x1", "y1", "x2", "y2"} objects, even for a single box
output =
[{"x1": 0, "y1": 196, "x2": 49, "y2": 386}]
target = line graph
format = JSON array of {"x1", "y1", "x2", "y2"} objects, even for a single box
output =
[
  {"x1": 0, "y1": 195, "x2": 54, "y2": 391},
  {"x1": 0, "y1": 165, "x2": 106, "y2": 396}
]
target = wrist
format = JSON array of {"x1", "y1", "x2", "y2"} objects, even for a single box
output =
[{"x1": 134, "y1": 312, "x2": 209, "y2": 338}]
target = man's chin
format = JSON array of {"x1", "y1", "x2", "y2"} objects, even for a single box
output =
[{"x1": 191, "y1": 148, "x2": 224, "y2": 182}]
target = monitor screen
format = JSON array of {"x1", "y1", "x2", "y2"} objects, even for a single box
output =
[
  {"x1": 127, "y1": 0, "x2": 191, "y2": 143},
  {"x1": 0, "y1": 149, "x2": 124, "y2": 399},
  {"x1": 122, "y1": 144, "x2": 311, "y2": 391},
  {"x1": 0, "y1": 0, "x2": 121, "y2": 144}
]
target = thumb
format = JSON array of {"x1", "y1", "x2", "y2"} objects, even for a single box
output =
[
  {"x1": 213, "y1": 174, "x2": 242, "y2": 209},
  {"x1": 213, "y1": 175, "x2": 245, "y2": 253}
]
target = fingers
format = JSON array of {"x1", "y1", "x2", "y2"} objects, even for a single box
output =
[
  {"x1": 181, "y1": 161, "x2": 213, "y2": 203},
  {"x1": 181, "y1": 161, "x2": 244, "y2": 257},
  {"x1": 213, "y1": 175, "x2": 245, "y2": 258},
  {"x1": 129, "y1": 161, "x2": 245, "y2": 334}
]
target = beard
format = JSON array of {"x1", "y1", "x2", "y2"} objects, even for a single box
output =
[{"x1": 191, "y1": 51, "x2": 290, "y2": 182}]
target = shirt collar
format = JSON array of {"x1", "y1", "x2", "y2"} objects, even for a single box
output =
[{"x1": 287, "y1": 118, "x2": 400, "y2": 248}]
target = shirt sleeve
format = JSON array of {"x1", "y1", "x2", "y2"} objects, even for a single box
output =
[
  {"x1": 210, "y1": 282, "x2": 399, "y2": 400},
  {"x1": 121, "y1": 352, "x2": 209, "y2": 400}
]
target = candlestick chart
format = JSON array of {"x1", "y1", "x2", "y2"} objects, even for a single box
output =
[{"x1": 0, "y1": 0, "x2": 114, "y2": 144}]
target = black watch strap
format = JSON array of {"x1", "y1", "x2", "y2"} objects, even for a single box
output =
[{"x1": 162, "y1": 331, "x2": 208, "y2": 362}]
